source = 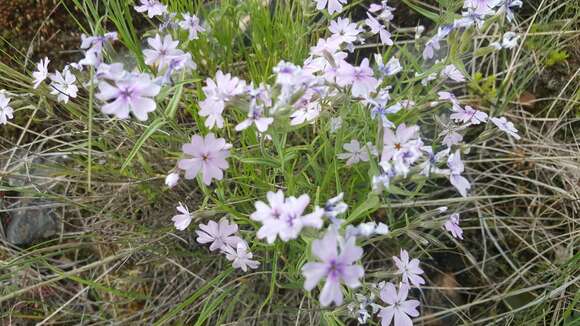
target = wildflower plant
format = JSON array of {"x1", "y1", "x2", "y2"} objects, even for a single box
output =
[{"x1": 1, "y1": 0, "x2": 552, "y2": 323}]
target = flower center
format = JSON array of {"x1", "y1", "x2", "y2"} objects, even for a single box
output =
[{"x1": 394, "y1": 143, "x2": 402, "y2": 150}]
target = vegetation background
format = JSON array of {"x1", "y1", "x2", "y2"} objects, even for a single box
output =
[{"x1": 0, "y1": 0, "x2": 578, "y2": 324}]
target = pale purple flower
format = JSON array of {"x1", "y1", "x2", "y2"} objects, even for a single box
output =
[
  {"x1": 501, "y1": 31, "x2": 519, "y2": 49},
  {"x1": 437, "y1": 91, "x2": 460, "y2": 107},
  {"x1": 440, "y1": 64, "x2": 466, "y2": 82},
  {"x1": 329, "y1": 116, "x2": 343, "y2": 133},
  {"x1": 179, "y1": 13, "x2": 205, "y2": 40},
  {"x1": 381, "y1": 124, "x2": 421, "y2": 162},
  {"x1": 165, "y1": 172, "x2": 180, "y2": 188},
  {"x1": 79, "y1": 32, "x2": 117, "y2": 67},
  {"x1": 0, "y1": 92, "x2": 14, "y2": 125},
  {"x1": 365, "y1": 13, "x2": 393, "y2": 45},
  {"x1": 448, "y1": 150, "x2": 471, "y2": 197},
  {"x1": 501, "y1": 0, "x2": 523, "y2": 22},
  {"x1": 368, "y1": 1, "x2": 395, "y2": 21},
  {"x1": 419, "y1": 147, "x2": 450, "y2": 177},
  {"x1": 32, "y1": 57, "x2": 50, "y2": 89},
  {"x1": 96, "y1": 73, "x2": 160, "y2": 121},
  {"x1": 251, "y1": 190, "x2": 286, "y2": 223},
  {"x1": 302, "y1": 229, "x2": 364, "y2": 306},
  {"x1": 143, "y1": 34, "x2": 184, "y2": 71},
  {"x1": 222, "y1": 241, "x2": 260, "y2": 272},
  {"x1": 450, "y1": 105, "x2": 488, "y2": 125},
  {"x1": 196, "y1": 218, "x2": 243, "y2": 251},
  {"x1": 134, "y1": 0, "x2": 167, "y2": 18},
  {"x1": 338, "y1": 140, "x2": 372, "y2": 165},
  {"x1": 171, "y1": 203, "x2": 192, "y2": 230},
  {"x1": 375, "y1": 54, "x2": 402, "y2": 76},
  {"x1": 453, "y1": 8, "x2": 487, "y2": 29},
  {"x1": 95, "y1": 63, "x2": 126, "y2": 81},
  {"x1": 491, "y1": 116, "x2": 521, "y2": 140},
  {"x1": 347, "y1": 221, "x2": 389, "y2": 238},
  {"x1": 378, "y1": 282, "x2": 420, "y2": 326},
  {"x1": 252, "y1": 192, "x2": 324, "y2": 243},
  {"x1": 323, "y1": 193, "x2": 348, "y2": 222},
  {"x1": 336, "y1": 59, "x2": 378, "y2": 97},
  {"x1": 290, "y1": 103, "x2": 321, "y2": 125},
  {"x1": 372, "y1": 173, "x2": 391, "y2": 192},
  {"x1": 199, "y1": 70, "x2": 246, "y2": 129},
  {"x1": 315, "y1": 0, "x2": 347, "y2": 15},
  {"x1": 329, "y1": 17, "x2": 362, "y2": 45},
  {"x1": 235, "y1": 105, "x2": 273, "y2": 132},
  {"x1": 423, "y1": 25, "x2": 453, "y2": 60},
  {"x1": 464, "y1": 0, "x2": 501, "y2": 15},
  {"x1": 178, "y1": 133, "x2": 231, "y2": 185},
  {"x1": 49, "y1": 68, "x2": 78, "y2": 103},
  {"x1": 159, "y1": 53, "x2": 197, "y2": 85},
  {"x1": 393, "y1": 249, "x2": 425, "y2": 287},
  {"x1": 444, "y1": 213, "x2": 464, "y2": 239}
]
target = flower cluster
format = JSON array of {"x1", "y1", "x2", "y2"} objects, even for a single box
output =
[{"x1": 0, "y1": 0, "x2": 528, "y2": 324}]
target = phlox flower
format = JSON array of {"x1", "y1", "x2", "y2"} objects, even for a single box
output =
[
  {"x1": 95, "y1": 63, "x2": 126, "y2": 81},
  {"x1": 329, "y1": 116, "x2": 343, "y2": 133},
  {"x1": 0, "y1": 92, "x2": 14, "y2": 125},
  {"x1": 329, "y1": 17, "x2": 363, "y2": 45},
  {"x1": 338, "y1": 139, "x2": 375, "y2": 165},
  {"x1": 453, "y1": 8, "x2": 488, "y2": 29},
  {"x1": 178, "y1": 133, "x2": 231, "y2": 185},
  {"x1": 315, "y1": 0, "x2": 347, "y2": 15},
  {"x1": 378, "y1": 282, "x2": 420, "y2": 326},
  {"x1": 96, "y1": 73, "x2": 160, "y2": 121},
  {"x1": 134, "y1": 0, "x2": 167, "y2": 18},
  {"x1": 346, "y1": 221, "x2": 389, "y2": 239},
  {"x1": 143, "y1": 34, "x2": 184, "y2": 71},
  {"x1": 79, "y1": 32, "x2": 117, "y2": 67},
  {"x1": 179, "y1": 13, "x2": 205, "y2": 40},
  {"x1": 440, "y1": 64, "x2": 466, "y2": 82},
  {"x1": 196, "y1": 218, "x2": 243, "y2": 251},
  {"x1": 393, "y1": 249, "x2": 425, "y2": 287},
  {"x1": 450, "y1": 105, "x2": 488, "y2": 125},
  {"x1": 375, "y1": 54, "x2": 402, "y2": 76},
  {"x1": 251, "y1": 192, "x2": 324, "y2": 243},
  {"x1": 199, "y1": 70, "x2": 246, "y2": 129},
  {"x1": 365, "y1": 13, "x2": 393, "y2": 46},
  {"x1": 501, "y1": 0, "x2": 523, "y2": 22},
  {"x1": 381, "y1": 124, "x2": 421, "y2": 162},
  {"x1": 419, "y1": 147, "x2": 450, "y2": 177},
  {"x1": 49, "y1": 68, "x2": 78, "y2": 103},
  {"x1": 32, "y1": 57, "x2": 50, "y2": 89},
  {"x1": 302, "y1": 228, "x2": 365, "y2": 306},
  {"x1": 368, "y1": 1, "x2": 395, "y2": 21},
  {"x1": 165, "y1": 172, "x2": 180, "y2": 188},
  {"x1": 290, "y1": 103, "x2": 321, "y2": 126},
  {"x1": 501, "y1": 31, "x2": 519, "y2": 49},
  {"x1": 437, "y1": 91, "x2": 460, "y2": 107},
  {"x1": 222, "y1": 241, "x2": 260, "y2": 272},
  {"x1": 423, "y1": 25, "x2": 453, "y2": 60},
  {"x1": 464, "y1": 0, "x2": 501, "y2": 15},
  {"x1": 491, "y1": 116, "x2": 521, "y2": 140},
  {"x1": 171, "y1": 203, "x2": 192, "y2": 230},
  {"x1": 235, "y1": 105, "x2": 273, "y2": 132},
  {"x1": 444, "y1": 213, "x2": 464, "y2": 239},
  {"x1": 448, "y1": 150, "x2": 471, "y2": 197},
  {"x1": 159, "y1": 12, "x2": 178, "y2": 31},
  {"x1": 336, "y1": 59, "x2": 378, "y2": 97},
  {"x1": 159, "y1": 53, "x2": 197, "y2": 85},
  {"x1": 372, "y1": 173, "x2": 391, "y2": 192},
  {"x1": 323, "y1": 193, "x2": 348, "y2": 224}
]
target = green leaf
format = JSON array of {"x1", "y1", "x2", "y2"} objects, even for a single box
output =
[{"x1": 121, "y1": 118, "x2": 167, "y2": 171}]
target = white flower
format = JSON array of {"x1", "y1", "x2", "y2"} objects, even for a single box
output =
[
  {"x1": 315, "y1": 0, "x2": 347, "y2": 15},
  {"x1": 338, "y1": 140, "x2": 373, "y2": 165},
  {"x1": 165, "y1": 172, "x2": 180, "y2": 188},
  {"x1": 501, "y1": 31, "x2": 519, "y2": 49},
  {"x1": 491, "y1": 116, "x2": 521, "y2": 140},
  {"x1": 143, "y1": 34, "x2": 184, "y2": 72},
  {"x1": 171, "y1": 203, "x2": 192, "y2": 230},
  {"x1": 0, "y1": 92, "x2": 14, "y2": 125},
  {"x1": 32, "y1": 57, "x2": 50, "y2": 89},
  {"x1": 329, "y1": 17, "x2": 362, "y2": 45},
  {"x1": 49, "y1": 68, "x2": 78, "y2": 103},
  {"x1": 134, "y1": 0, "x2": 167, "y2": 18},
  {"x1": 440, "y1": 64, "x2": 466, "y2": 82},
  {"x1": 179, "y1": 13, "x2": 205, "y2": 40},
  {"x1": 329, "y1": 116, "x2": 342, "y2": 133},
  {"x1": 222, "y1": 241, "x2": 260, "y2": 272}
]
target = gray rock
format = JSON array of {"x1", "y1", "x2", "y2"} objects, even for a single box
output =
[{"x1": 6, "y1": 201, "x2": 59, "y2": 245}]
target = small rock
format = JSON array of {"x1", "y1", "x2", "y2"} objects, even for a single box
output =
[{"x1": 6, "y1": 201, "x2": 59, "y2": 245}]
